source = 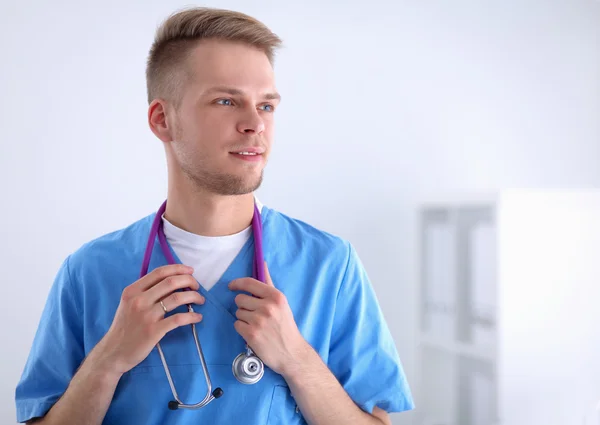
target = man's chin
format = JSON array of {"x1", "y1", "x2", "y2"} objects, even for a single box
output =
[{"x1": 206, "y1": 173, "x2": 263, "y2": 196}]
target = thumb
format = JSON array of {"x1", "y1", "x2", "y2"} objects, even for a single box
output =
[{"x1": 263, "y1": 261, "x2": 275, "y2": 287}]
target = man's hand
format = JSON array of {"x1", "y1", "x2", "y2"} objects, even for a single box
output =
[
  {"x1": 94, "y1": 264, "x2": 205, "y2": 375},
  {"x1": 228, "y1": 262, "x2": 309, "y2": 377}
]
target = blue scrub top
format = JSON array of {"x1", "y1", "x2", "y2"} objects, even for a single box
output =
[{"x1": 15, "y1": 204, "x2": 414, "y2": 424}]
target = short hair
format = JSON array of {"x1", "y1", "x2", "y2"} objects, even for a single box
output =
[{"x1": 145, "y1": 7, "x2": 282, "y2": 106}]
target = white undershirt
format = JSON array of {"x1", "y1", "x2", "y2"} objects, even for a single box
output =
[{"x1": 161, "y1": 199, "x2": 263, "y2": 290}]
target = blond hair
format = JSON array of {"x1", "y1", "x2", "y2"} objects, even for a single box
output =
[{"x1": 145, "y1": 7, "x2": 282, "y2": 106}]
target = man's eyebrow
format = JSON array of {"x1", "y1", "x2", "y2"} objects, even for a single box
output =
[
  {"x1": 263, "y1": 92, "x2": 281, "y2": 101},
  {"x1": 203, "y1": 86, "x2": 281, "y2": 101}
]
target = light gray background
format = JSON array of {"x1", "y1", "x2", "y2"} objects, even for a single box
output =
[{"x1": 1, "y1": 0, "x2": 599, "y2": 424}]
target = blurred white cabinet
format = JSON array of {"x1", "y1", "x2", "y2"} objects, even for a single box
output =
[{"x1": 415, "y1": 189, "x2": 600, "y2": 425}]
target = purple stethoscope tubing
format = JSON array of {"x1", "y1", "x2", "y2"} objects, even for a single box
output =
[{"x1": 140, "y1": 201, "x2": 264, "y2": 281}]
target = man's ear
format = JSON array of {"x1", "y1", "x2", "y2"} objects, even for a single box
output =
[{"x1": 148, "y1": 99, "x2": 174, "y2": 143}]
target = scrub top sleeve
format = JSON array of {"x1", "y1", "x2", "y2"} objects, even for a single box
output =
[
  {"x1": 327, "y1": 243, "x2": 414, "y2": 415},
  {"x1": 15, "y1": 256, "x2": 85, "y2": 423}
]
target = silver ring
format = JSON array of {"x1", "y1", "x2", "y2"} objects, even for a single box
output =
[{"x1": 159, "y1": 300, "x2": 168, "y2": 314}]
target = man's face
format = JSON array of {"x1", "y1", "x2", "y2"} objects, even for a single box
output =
[{"x1": 166, "y1": 39, "x2": 280, "y2": 196}]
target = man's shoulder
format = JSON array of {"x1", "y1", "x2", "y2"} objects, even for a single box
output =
[
  {"x1": 67, "y1": 212, "x2": 154, "y2": 271},
  {"x1": 263, "y1": 205, "x2": 352, "y2": 261}
]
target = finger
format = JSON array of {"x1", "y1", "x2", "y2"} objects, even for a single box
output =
[
  {"x1": 234, "y1": 293, "x2": 262, "y2": 311},
  {"x1": 134, "y1": 264, "x2": 194, "y2": 293},
  {"x1": 229, "y1": 277, "x2": 271, "y2": 298},
  {"x1": 233, "y1": 320, "x2": 252, "y2": 341},
  {"x1": 145, "y1": 274, "x2": 200, "y2": 304},
  {"x1": 158, "y1": 312, "x2": 203, "y2": 335},
  {"x1": 263, "y1": 261, "x2": 275, "y2": 287},
  {"x1": 154, "y1": 291, "x2": 205, "y2": 318},
  {"x1": 235, "y1": 308, "x2": 254, "y2": 324}
]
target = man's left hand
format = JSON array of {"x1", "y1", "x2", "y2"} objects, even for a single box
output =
[{"x1": 228, "y1": 262, "x2": 308, "y2": 377}]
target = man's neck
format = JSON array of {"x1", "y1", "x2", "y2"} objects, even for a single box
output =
[{"x1": 163, "y1": 189, "x2": 256, "y2": 237}]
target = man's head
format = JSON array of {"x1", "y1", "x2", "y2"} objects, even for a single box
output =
[{"x1": 146, "y1": 7, "x2": 282, "y2": 196}]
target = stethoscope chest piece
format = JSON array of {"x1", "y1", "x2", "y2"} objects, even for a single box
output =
[{"x1": 232, "y1": 350, "x2": 264, "y2": 384}]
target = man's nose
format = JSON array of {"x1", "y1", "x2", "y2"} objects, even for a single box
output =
[{"x1": 237, "y1": 109, "x2": 265, "y2": 134}]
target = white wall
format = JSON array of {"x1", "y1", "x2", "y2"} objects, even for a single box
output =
[
  {"x1": 1, "y1": 0, "x2": 598, "y2": 424},
  {"x1": 498, "y1": 190, "x2": 600, "y2": 425}
]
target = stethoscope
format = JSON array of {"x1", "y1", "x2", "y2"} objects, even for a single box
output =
[{"x1": 139, "y1": 199, "x2": 267, "y2": 410}]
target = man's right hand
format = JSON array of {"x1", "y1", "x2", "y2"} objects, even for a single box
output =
[{"x1": 93, "y1": 264, "x2": 205, "y2": 376}]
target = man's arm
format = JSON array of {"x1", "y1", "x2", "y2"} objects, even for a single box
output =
[
  {"x1": 229, "y1": 263, "x2": 396, "y2": 425},
  {"x1": 26, "y1": 346, "x2": 123, "y2": 425},
  {"x1": 282, "y1": 342, "x2": 391, "y2": 425}
]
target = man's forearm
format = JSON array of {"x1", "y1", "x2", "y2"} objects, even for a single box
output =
[
  {"x1": 282, "y1": 343, "x2": 387, "y2": 425},
  {"x1": 28, "y1": 344, "x2": 123, "y2": 425}
]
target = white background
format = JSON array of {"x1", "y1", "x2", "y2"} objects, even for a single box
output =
[
  {"x1": 498, "y1": 190, "x2": 600, "y2": 425},
  {"x1": 1, "y1": 0, "x2": 599, "y2": 424}
]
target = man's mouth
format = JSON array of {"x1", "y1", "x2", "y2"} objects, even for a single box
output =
[{"x1": 229, "y1": 150, "x2": 264, "y2": 162}]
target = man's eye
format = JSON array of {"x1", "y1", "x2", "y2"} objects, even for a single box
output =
[
  {"x1": 217, "y1": 99, "x2": 233, "y2": 106},
  {"x1": 260, "y1": 104, "x2": 275, "y2": 112}
]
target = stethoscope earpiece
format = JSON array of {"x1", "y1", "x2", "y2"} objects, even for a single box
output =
[{"x1": 168, "y1": 388, "x2": 223, "y2": 411}]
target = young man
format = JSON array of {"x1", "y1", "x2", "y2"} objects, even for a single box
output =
[{"x1": 15, "y1": 7, "x2": 414, "y2": 425}]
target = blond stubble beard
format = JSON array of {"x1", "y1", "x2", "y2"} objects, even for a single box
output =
[
  {"x1": 181, "y1": 162, "x2": 264, "y2": 196},
  {"x1": 170, "y1": 120, "x2": 264, "y2": 195}
]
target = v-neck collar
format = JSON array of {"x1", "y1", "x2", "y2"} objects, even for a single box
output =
[{"x1": 146, "y1": 206, "x2": 271, "y2": 322}]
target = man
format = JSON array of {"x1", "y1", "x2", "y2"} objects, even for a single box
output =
[{"x1": 15, "y1": 7, "x2": 413, "y2": 425}]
